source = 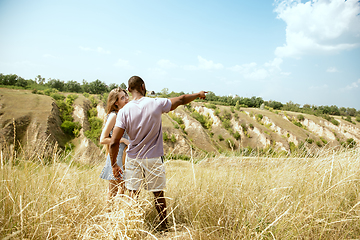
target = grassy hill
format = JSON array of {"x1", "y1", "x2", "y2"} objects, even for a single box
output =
[{"x1": 0, "y1": 88, "x2": 359, "y2": 163}]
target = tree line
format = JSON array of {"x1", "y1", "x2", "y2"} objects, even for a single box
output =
[
  {"x1": 0, "y1": 73, "x2": 126, "y2": 94},
  {"x1": 1, "y1": 73, "x2": 359, "y2": 118}
]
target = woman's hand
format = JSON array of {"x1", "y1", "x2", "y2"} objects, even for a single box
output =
[{"x1": 120, "y1": 138, "x2": 130, "y2": 146}]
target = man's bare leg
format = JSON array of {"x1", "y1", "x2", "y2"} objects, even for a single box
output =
[{"x1": 153, "y1": 191, "x2": 168, "y2": 230}]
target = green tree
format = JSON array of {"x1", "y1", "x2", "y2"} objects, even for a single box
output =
[
  {"x1": 47, "y1": 78, "x2": 65, "y2": 91},
  {"x1": 120, "y1": 83, "x2": 127, "y2": 90},
  {"x1": 65, "y1": 80, "x2": 82, "y2": 93},
  {"x1": 89, "y1": 79, "x2": 108, "y2": 94},
  {"x1": 35, "y1": 75, "x2": 45, "y2": 85}
]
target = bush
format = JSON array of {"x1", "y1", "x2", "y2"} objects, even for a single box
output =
[
  {"x1": 320, "y1": 137, "x2": 328, "y2": 144},
  {"x1": 218, "y1": 135, "x2": 224, "y2": 141},
  {"x1": 83, "y1": 92, "x2": 90, "y2": 98},
  {"x1": 50, "y1": 93, "x2": 65, "y2": 101},
  {"x1": 204, "y1": 103, "x2": 217, "y2": 109},
  {"x1": 233, "y1": 131, "x2": 241, "y2": 140},
  {"x1": 256, "y1": 114, "x2": 263, "y2": 121},
  {"x1": 306, "y1": 138, "x2": 314, "y2": 144},
  {"x1": 171, "y1": 134, "x2": 176, "y2": 143},
  {"x1": 289, "y1": 142, "x2": 296, "y2": 153},
  {"x1": 88, "y1": 108, "x2": 98, "y2": 118},
  {"x1": 163, "y1": 132, "x2": 169, "y2": 141},
  {"x1": 84, "y1": 117, "x2": 103, "y2": 145},
  {"x1": 61, "y1": 121, "x2": 81, "y2": 137},
  {"x1": 191, "y1": 111, "x2": 213, "y2": 130},
  {"x1": 356, "y1": 116, "x2": 360, "y2": 122},
  {"x1": 331, "y1": 118, "x2": 339, "y2": 126},
  {"x1": 297, "y1": 114, "x2": 305, "y2": 121},
  {"x1": 292, "y1": 121, "x2": 303, "y2": 128},
  {"x1": 345, "y1": 116, "x2": 353, "y2": 124},
  {"x1": 316, "y1": 141, "x2": 322, "y2": 147},
  {"x1": 344, "y1": 138, "x2": 357, "y2": 148}
]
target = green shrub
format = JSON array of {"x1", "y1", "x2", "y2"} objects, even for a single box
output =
[
  {"x1": 83, "y1": 92, "x2": 90, "y2": 98},
  {"x1": 297, "y1": 114, "x2": 305, "y2": 121},
  {"x1": 289, "y1": 142, "x2": 296, "y2": 153},
  {"x1": 345, "y1": 116, "x2": 353, "y2": 124},
  {"x1": 356, "y1": 116, "x2": 360, "y2": 122},
  {"x1": 222, "y1": 119, "x2": 232, "y2": 131},
  {"x1": 256, "y1": 114, "x2": 263, "y2": 121},
  {"x1": 163, "y1": 132, "x2": 169, "y2": 141},
  {"x1": 316, "y1": 141, "x2": 322, "y2": 147},
  {"x1": 84, "y1": 117, "x2": 103, "y2": 145},
  {"x1": 343, "y1": 138, "x2": 357, "y2": 148},
  {"x1": 230, "y1": 106, "x2": 235, "y2": 113},
  {"x1": 249, "y1": 123, "x2": 254, "y2": 130},
  {"x1": 331, "y1": 118, "x2": 339, "y2": 126},
  {"x1": 50, "y1": 93, "x2": 65, "y2": 101},
  {"x1": 204, "y1": 103, "x2": 217, "y2": 109},
  {"x1": 233, "y1": 131, "x2": 241, "y2": 140},
  {"x1": 320, "y1": 137, "x2": 327, "y2": 144},
  {"x1": 218, "y1": 135, "x2": 224, "y2": 141},
  {"x1": 171, "y1": 134, "x2": 176, "y2": 143},
  {"x1": 61, "y1": 121, "x2": 81, "y2": 137},
  {"x1": 88, "y1": 108, "x2": 98, "y2": 118},
  {"x1": 87, "y1": 95, "x2": 98, "y2": 108},
  {"x1": 234, "y1": 113, "x2": 239, "y2": 120},
  {"x1": 168, "y1": 112, "x2": 184, "y2": 125},
  {"x1": 306, "y1": 138, "x2": 314, "y2": 144},
  {"x1": 292, "y1": 121, "x2": 303, "y2": 128},
  {"x1": 191, "y1": 111, "x2": 213, "y2": 130}
]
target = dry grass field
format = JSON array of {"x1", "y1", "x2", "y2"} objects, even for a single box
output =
[{"x1": 1, "y1": 144, "x2": 360, "y2": 239}]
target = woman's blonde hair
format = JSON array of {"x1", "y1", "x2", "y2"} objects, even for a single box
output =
[
  {"x1": 104, "y1": 87, "x2": 128, "y2": 155},
  {"x1": 106, "y1": 87, "x2": 128, "y2": 114}
]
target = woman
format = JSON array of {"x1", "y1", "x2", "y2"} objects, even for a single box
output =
[{"x1": 99, "y1": 87, "x2": 129, "y2": 200}]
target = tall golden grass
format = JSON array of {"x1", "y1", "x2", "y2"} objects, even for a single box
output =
[{"x1": 1, "y1": 143, "x2": 359, "y2": 239}]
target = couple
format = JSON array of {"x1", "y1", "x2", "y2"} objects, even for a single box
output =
[{"x1": 100, "y1": 75, "x2": 206, "y2": 231}]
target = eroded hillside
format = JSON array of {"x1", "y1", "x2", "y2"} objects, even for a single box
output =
[{"x1": 1, "y1": 88, "x2": 359, "y2": 163}]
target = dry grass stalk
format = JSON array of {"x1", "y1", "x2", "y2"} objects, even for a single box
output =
[{"x1": 0, "y1": 144, "x2": 359, "y2": 239}]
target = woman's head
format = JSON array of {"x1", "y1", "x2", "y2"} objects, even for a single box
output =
[{"x1": 106, "y1": 87, "x2": 129, "y2": 114}]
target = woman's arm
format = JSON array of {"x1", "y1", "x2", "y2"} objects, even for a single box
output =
[{"x1": 99, "y1": 113, "x2": 116, "y2": 145}]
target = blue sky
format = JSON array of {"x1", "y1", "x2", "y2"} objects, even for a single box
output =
[{"x1": 1, "y1": 0, "x2": 359, "y2": 109}]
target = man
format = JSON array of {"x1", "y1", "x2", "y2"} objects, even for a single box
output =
[{"x1": 109, "y1": 75, "x2": 206, "y2": 231}]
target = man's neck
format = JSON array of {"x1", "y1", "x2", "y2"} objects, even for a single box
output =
[{"x1": 131, "y1": 91, "x2": 144, "y2": 101}]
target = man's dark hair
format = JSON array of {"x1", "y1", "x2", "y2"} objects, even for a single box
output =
[{"x1": 128, "y1": 76, "x2": 144, "y2": 93}]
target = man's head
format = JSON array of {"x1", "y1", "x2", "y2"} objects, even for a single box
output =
[{"x1": 128, "y1": 76, "x2": 146, "y2": 96}]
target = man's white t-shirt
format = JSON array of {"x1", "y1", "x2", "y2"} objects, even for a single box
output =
[{"x1": 115, "y1": 97, "x2": 171, "y2": 159}]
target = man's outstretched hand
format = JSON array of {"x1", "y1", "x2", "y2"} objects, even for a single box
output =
[{"x1": 199, "y1": 91, "x2": 207, "y2": 100}]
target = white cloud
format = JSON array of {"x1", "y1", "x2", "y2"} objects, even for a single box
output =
[
  {"x1": 148, "y1": 67, "x2": 167, "y2": 77},
  {"x1": 184, "y1": 56, "x2": 223, "y2": 70},
  {"x1": 79, "y1": 46, "x2": 111, "y2": 54},
  {"x1": 274, "y1": 0, "x2": 360, "y2": 58},
  {"x1": 113, "y1": 58, "x2": 131, "y2": 69},
  {"x1": 228, "y1": 58, "x2": 286, "y2": 80},
  {"x1": 327, "y1": 67, "x2": 338, "y2": 73},
  {"x1": 341, "y1": 79, "x2": 360, "y2": 91},
  {"x1": 157, "y1": 59, "x2": 176, "y2": 69}
]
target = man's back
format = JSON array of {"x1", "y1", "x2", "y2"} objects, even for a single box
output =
[{"x1": 116, "y1": 97, "x2": 171, "y2": 159}]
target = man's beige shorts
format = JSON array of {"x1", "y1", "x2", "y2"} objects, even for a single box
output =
[{"x1": 124, "y1": 156, "x2": 166, "y2": 192}]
